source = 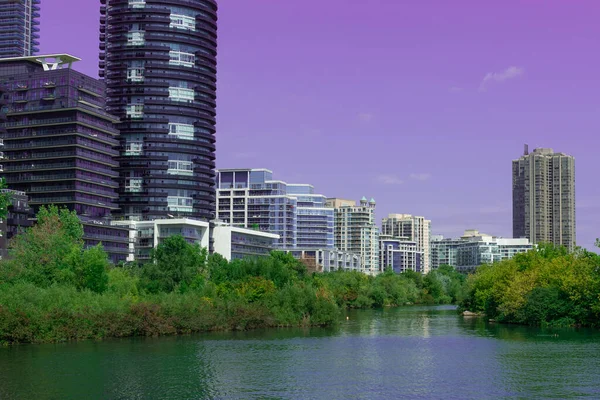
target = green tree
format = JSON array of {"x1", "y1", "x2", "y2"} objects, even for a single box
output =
[
  {"x1": 72, "y1": 244, "x2": 110, "y2": 293},
  {"x1": 4, "y1": 205, "x2": 84, "y2": 287},
  {"x1": 141, "y1": 235, "x2": 207, "y2": 293}
]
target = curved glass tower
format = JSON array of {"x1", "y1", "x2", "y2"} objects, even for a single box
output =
[{"x1": 99, "y1": 0, "x2": 217, "y2": 222}]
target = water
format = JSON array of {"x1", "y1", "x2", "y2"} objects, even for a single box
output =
[{"x1": 1, "y1": 306, "x2": 599, "y2": 399}]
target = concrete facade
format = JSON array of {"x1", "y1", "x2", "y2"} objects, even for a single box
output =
[
  {"x1": 381, "y1": 214, "x2": 431, "y2": 273},
  {"x1": 380, "y1": 235, "x2": 423, "y2": 273},
  {"x1": 431, "y1": 230, "x2": 533, "y2": 272},
  {"x1": 328, "y1": 197, "x2": 380, "y2": 275},
  {"x1": 113, "y1": 218, "x2": 278, "y2": 262}
]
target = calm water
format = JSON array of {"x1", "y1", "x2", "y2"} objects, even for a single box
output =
[{"x1": 1, "y1": 306, "x2": 599, "y2": 399}]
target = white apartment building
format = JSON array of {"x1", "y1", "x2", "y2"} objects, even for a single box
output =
[
  {"x1": 327, "y1": 197, "x2": 380, "y2": 275},
  {"x1": 381, "y1": 214, "x2": 432, "y2": 273}
]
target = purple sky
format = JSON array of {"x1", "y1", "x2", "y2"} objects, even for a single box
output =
[{"x1": 40, "y1": 0, "x2": 600, "y2": 250}]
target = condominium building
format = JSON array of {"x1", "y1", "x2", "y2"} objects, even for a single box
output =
[
  {"x1": 286, "y1": 248, "x2": 362, "y2": 273},
  {"x1": 513, "y1": 146, "x2": 576, "y2": 250},
  {"x1": 0, "y1": 54, "x2": 129, "y2": 262},
  {"x1": 327, "y1": 197, "x2": 380, "y2": 275},
  {"x1": 113, "y1": 218, "x2": 278, "y2": 262},
  {"x1": 100, "y1": 0, "x2": 218, "y2": 223},
  {"x1": 380, "y1": 235, "x2": 423, "y2": 273},
  {"x1": 216, "y1": 168, "x2": 335, "y2": 250},
  {"x1": 381, "y1": 214, "x2": 431, "y2": 273},
  {"x1": 0, "y1": 0, "x2": 40, "y2": 58},
  {"x1": 431, "y1": 230, "x2": 533, "y2": 272}
]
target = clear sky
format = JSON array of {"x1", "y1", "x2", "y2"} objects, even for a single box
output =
[{"x1": 39, "y1": 0, "x2": 600, "y2": 250}]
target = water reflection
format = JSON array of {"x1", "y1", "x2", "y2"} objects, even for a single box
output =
[{"x1": 1, "y1": 306, "x2": 600, "y2": 399}]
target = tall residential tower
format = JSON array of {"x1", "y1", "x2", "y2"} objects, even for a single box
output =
[
  {"x1": 512, "y1": 146, "x2": 576, "y2": 250},
  {"x1": 0, "y1": 0, "x2": 40, "y2": 58},
  {"x1": 99, "y1": 0, "x2": 218, "y2": 222}
]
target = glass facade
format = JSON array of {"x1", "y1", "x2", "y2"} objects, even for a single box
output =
[
  {"x1": 431, "y1": 234, "x2": 533, "y2": 272},
  {"x1": 0, "y1": 58, "x2": 130, "y2": 263},
  {"x1": 99, "y1": 0, "x2": 218, "y2": 222},
  {"x1": 216, "y1": 169, "x2": 335, "y2": 250},
  {"x1": 0, "y1": 0, "x2": 40, "y2": 58}
]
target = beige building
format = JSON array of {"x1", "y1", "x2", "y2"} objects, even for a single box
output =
[
  {"x1": 327, "y1": 197, "x2": 380, "y2": 275},
  {"x1": 381, "y1": 214, "x2": 432, "y2": 273},
  {"x1": 512, "y1": 146, "x2": 576, "y2": 250}
]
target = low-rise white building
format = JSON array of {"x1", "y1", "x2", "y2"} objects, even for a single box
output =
[
  {"x1": 286, "y1": 248, "x2": 363, "y2": 273},
  {"x1": 431, "y1": 230, "x2": 533, "y2": 272},
  {"x1": 113, "y1": 219, "x2": 278, "y2": 262}
]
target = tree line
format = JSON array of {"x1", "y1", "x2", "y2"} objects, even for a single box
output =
[{"x1": 0, "y1": 206, "x2": 466, "y2": 344}]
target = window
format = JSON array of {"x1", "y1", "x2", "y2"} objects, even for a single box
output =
[
  {"x1": 168, "y1": 196, "x2": 193, "y2": 212},
  {"x1": 168, "y1": 123, "x2": 195, "y2": 140},
  {"x1": 129, "y1": 0, "x2": 145, "y2": 7},
  {"x1": 169, "y1": 51, "x2": 195, "y2": 67},
  {"x1": 127, "y1": 67, "x2": 144, "y2": 82},
  {"x1": 169, "y1": 87, "x2": 195, "y2": 102},
  {"x1": 167, "y1": 160, "x2": 193, "y2": 176},
  {"x1": 170, "y1": 14, "x2": 196, "y2": 31},
  {"x1": 127, "y1": 31, "x2": 145, "y2": 46},
  {"x1": 124, "y1": 141, "x2": 143, "y2": 156},
  {"x1": 126, "y1": 178, "x2": 143, "y2": 193},
  {"x1": 126, "y1": 104, "x2": 143, "y2": 119}
]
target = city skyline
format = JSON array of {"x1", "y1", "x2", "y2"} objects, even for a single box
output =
[{"x1": 38, "y1": 0, "x2": 600, "y2": 250}]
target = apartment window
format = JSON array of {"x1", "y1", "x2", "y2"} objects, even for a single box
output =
[
  {"x1": 127, "y1": 31, "x2": 145, "y2": 46},
  {"x1": 125, "y1": 178, "x2": 143, "y2": 193},
  {"x1": 169, "y1": 87, "x2": 195, "y2": 102},
  {"x1": 168, "y1": 196, "x2": 193, "y2": 212},
  {"x1": 167, "y1": 160, "x2": 193, "y2": 176},
  {"x1": 124, "y1": 141, "x2": 143, "y2": 156},
  {"x1": 170, "y1": 14, "x2": 196, "y2": 31},
  {"x1": 127, "y1": 67, "x2": 144, "y2": 82},
  {"x1": 129, "y1": 0, "x2": 145, "y2": 7},
  {"x1": 169, "y1": 50, "x2": 195, "y2": 67},
  {"x1": 126, "y1": 104, "x2": 143, "y2": 119},
  {"x1": 168, "y1": 123, "x2": 195, "y2": 140}
]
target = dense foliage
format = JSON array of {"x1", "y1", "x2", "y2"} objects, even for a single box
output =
[
  {"x1": 459, "y1": 243, "x2": 600, "y2": 327},
  {"x1": 0, "y1": 207, "x2": 466, "y2": 344}
]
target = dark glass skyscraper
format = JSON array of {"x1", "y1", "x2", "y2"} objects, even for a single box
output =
[
  {"x1": 0, "y1": 55, "x2": 130, "y2": 262},
  {"x1": 0, "y1": 0, "x2": 40, "y2": 58},
  {"x1": 99, "y1": 0, "x2": 218, "y2": 222}
]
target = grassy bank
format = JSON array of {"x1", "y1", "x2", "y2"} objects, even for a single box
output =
[
  {"x1": 0, "y1": 206, "x2": 466, "y2": 344},
  {"x1": 459, "y1": 243, "x2": 600, "y2": 327}
]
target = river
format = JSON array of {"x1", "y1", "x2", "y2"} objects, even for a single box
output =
[{"x1": 1, "y1": 305, "x2": 599, "y2": 399}]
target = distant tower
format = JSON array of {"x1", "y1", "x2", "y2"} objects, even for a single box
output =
[
  {"x1": 0, "y1": 0, "x2": 40, "y2": 58},
  {"x1": 512, "y1": 147, "x2": 576, "y2": 250}
]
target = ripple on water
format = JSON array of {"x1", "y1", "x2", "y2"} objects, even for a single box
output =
[{"x1": 0, "y1": 306, "x2": 600, "y2": 399}]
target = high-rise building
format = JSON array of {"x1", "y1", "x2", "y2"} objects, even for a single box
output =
[
  {"x1": 381, "y1": 214, "x2": 431, "y2": 273},
  {"x1": 216, "y1": 168, "x2": 333, "y2": 250},
  {"x1": 431, "y1": 230, "x2": 533, "y2": 272},
  {"x1": 0, "y1": 0, "x2": 40, "y2": 58},
  {"x1": 0, "y1": 54, "x2": 130, "y2": 262},
  {"x1": 512, "y1": 146, "x2": 576, "y2": 250},
  {"x1": 99, "y1": 0, "x2": 218, "y2": 223},
  {"x1": 327, "y1": 197, "x2": 380, "y2": 275}
]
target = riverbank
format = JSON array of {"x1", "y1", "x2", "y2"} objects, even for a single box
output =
[
  {"x1": 0, "y1": 207, "x2": 468, "y2": 344},
  {"x1": 459, "y1": 243, "x2": 600, "y2": 327},
  {"x1": 0, "y1": 267, "x2": 467, "y2": 344}
]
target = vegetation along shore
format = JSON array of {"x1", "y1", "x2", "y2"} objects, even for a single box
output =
[{"x1": 0, "y1": 206, "x2": 465, "y2": 344}]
